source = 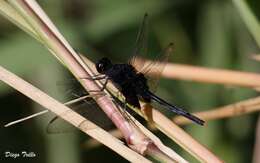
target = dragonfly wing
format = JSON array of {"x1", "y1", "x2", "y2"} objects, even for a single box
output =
[
  {"x1": 47, "y1": 99, "x2": 114, "y2": 134},
  {"x1": 47, "y1": 115, "x2": 76, "y2": 134},
  {"x1": 140, "y1": 43, "x2": 173, "y2": 93},
  {"x1": 129, "y1": 13, "x2": 149, "y2": 72},
  {"x1": 128, "y1": 14, "x2": 174, "y2": 93}
]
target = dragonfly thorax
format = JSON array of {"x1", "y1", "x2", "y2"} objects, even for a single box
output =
[{"x1": 106, "y1": 64, "x2": 139, "y2": 85}]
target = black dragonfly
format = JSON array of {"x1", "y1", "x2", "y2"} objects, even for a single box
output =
[
  {"x1": 4, "y1": 14, "x2": 204, "y2": 133},
  {"x1": 85, "y1": 14, "x2": 204, "y2": 126}
]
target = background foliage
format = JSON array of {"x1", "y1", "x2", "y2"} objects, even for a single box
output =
[{"x1": 0, "y1": 0, "x2": 259, "y2": 162}]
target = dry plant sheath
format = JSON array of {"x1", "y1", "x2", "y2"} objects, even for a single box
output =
[{"x1": 0, "y1": 65, "x2": 150, "y2": 163}]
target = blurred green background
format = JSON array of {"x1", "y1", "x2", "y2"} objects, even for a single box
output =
[{"x1": 0, "y1": 0, "x2": 260, "y2": 162}]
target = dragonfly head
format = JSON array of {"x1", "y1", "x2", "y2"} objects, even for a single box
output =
[{"x1": 96, "y1": 57, "x2": 113, "y2": 74}]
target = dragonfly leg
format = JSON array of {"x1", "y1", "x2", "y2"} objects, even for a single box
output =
[
  {"x1": 122, "y1": 101, "x2": 139, "y2": 127},
  {"x1": 110, "y1": 92, "x2": 139, "y2": 128},
  {"x1": 80, "y1": 74, "x2": 106, "y2": 81},
  {"x1": 87, "y1": 77, "x2": 109, "y2": 93},
  {"x1": 79, "y1": 74, "x2": 109, "y2": 93},
  {"x1": 100, "y1": 77, "x2": 109, "y2": 91},
  {"x1": 118, "y1": 99, "x2": 136, "y2": 124},
  {"x1": 115, "y1": 100, "x2": 129, "y2": 121}
]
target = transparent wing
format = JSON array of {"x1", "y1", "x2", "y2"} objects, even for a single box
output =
[
  {"x1": 49, "y1": 76, "x2": 114, "y2": 134},
  {"x1": 47, "y1": 115, "x2": 76, "y2": 134},
  {"x1": 46, "y1": 99, "x2": 114, "y2": 134},
  {"x1": 140, "y1": 43, "x2": 173, "y2": 92},
  {"x1": 129, "y1": 13, "x2": 173, "y2": 93},
  {"x1": 56, "y1": 78, "x2": 87, "y2": 98},
  {"x1": 129, "y1": 13, "x2": 148, "y2": 71}
]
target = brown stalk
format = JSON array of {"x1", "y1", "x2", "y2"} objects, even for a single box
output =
[
  {"x1": 155, "y1": 63, "x2": 260, "y2": 88},
  {"x1": 84, "y1": 129, "x2": 124, "y2": 149},
  {"x1": 174, "y1": 96, "x2": 260, "y2": 125},
  {"x1": 148, "y1": 107, "x2": 222, "y2": 162}
]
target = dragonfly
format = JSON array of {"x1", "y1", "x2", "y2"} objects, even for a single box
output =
[
  {"x1": 4, "y1": 14, "x2": 204, "y2": 132},
  {"x1": 4, "y1": 13, "x2": 203, "y2": 132},
  {"x1": 79, "y1": 14, "x2": 204, "y2": 126}
]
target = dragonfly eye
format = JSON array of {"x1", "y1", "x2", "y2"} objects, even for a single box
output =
[
  {"x1": 96, "y1": 57, "x2": 112, "y2": 74},
  {"x1": 95, "y1": 63, "x2": 103, "y2": 74}
]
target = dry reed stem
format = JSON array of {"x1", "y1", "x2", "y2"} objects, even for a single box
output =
[
  {"x1": 0, "y1": 65, "x2": 150, "y2": 163},
  {"x1": 4, "y1": 95, "x2": 90, "y2": 127},
  {"x1": 174, "y1": 96, "x2": 260, "y2": 125},
  {"x1": 85, "y1": 127, "x2": 187, "y2": 163},
  {"x1": 4, "y1": 110, "x2": 49, "y2": 127},
  {"x1": 84, "y1": 129, "x2": 124, "y2": 148},
  {"x1": 159, "y1": 63, "x2": 260, "y2": 88},
  {"x1": 0, "y1": 1, "x2": 38, "y2": 39},
  {"x1": 125, "y1": 110, "x2": 188, "y2": 163},
  {"x1": 148, "y1": 108, "x2": 223, "y2": 163}
]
